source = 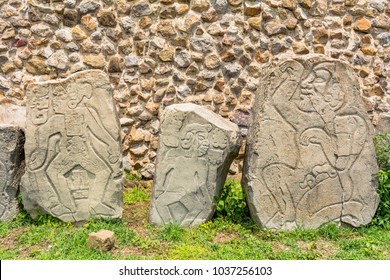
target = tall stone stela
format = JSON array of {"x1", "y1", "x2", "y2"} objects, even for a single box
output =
[
  {"x1": 242, "y1": 56, "x2": 379, "y2": 229},
  {"x1": 149, "y1": 103, "x2": 241, "y2": 227},
  {"x1": 21, "y1": 70, "x2": 123, "y2": 222}
]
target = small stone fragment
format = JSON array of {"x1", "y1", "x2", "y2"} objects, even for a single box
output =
[{"x1": 87, "y1": 230, "x2": 115, "y2": 252}]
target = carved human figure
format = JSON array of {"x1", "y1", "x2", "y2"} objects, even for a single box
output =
[
  {"x1": 28, "y1": 81, "x2": 120, "y2": 218},
  {"x1": 149, "y1": 103, "x2": 241, "y2": 227},
  {"x1": 22, "y1": 71, "x2": 123, "y2": 222},
  {"x1": 154, "y1": 124, "x2": 212, "y2": 226},
  {"x1": 244, "y1": 58, "x2": 378, "y2": 229}
]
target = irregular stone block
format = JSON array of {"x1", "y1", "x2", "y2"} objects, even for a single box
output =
[
  {"x1": 149, "y1": 103, "x2": 241, "y2": 227},
  {"x1": 21, "y1": 70, "x2": 123, "y2": 223},
  {"x1": 243, "y1": 56, "x2": 379, "y2": 229},
  {"x1": 0, "y1": 125, "x2": 25, "y2": 221},
  {"x1": 87, "y1": 229, "x2": 115, "y2": 252}
]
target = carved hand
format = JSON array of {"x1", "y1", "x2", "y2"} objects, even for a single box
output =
[
  {"x1": 29, "y1": 149, "x2": 45, "y2": 170},
  {"x1": 107, "y1": 147, "x2": 120, "y2": 163},
  {"x1": 300, "y1": 128, "x2": 325, "y2": 146}
]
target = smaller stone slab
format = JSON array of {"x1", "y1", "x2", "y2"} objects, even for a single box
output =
[
  {"x1": 149, "y1": 103, "x2": 241, "y2": 227},
  {"x1": 0, "y1": 125, "x2": 25, "y2": 221},
  {"x1": 21, "y1": 70, "x2": 123, "y2": 223}
]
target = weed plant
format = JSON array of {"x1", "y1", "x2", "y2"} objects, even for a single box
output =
[{"x1": 372, "y1": 133, "x2": 390, "y2": 226}]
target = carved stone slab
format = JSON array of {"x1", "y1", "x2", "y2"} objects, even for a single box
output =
[
  {"x1": 149, "y1": 103, "x2": 241, "y2": 227},
  {"x1": 242, "y1": 56, "x2": 379, "y2": 229},
  {"x1": 0, "y1": 125, "x2": 25, "y2": 221},
  {"x1": 21, "y1": 70, "x2": 123, "y2": 222}
]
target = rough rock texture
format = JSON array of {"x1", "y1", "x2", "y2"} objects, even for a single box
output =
[
  {"x1": 21, "y1": 70, "x2": 123, "y2": 223},
  {"x1": 0, "y1": 104, "x2": 26, "y2": 128},
  {"x1": 149, "y1": 103, "x2": 241, "y2": 227},
  {"x1": 87, "y1": 229, "x2": 115, "y2": 252},
  {"x1": 242, "y1": 56, "x2": 379, "y2": 229},
  {"x1": 0, "y1": 125, "x2": 24, "y2": 221}
]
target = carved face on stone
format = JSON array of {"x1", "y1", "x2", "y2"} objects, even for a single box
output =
[
  {"x1": 52, "y1": 86, "x2": 68, "y2": 114},
  {"x1": 197, "y1": 131, "x2": 209, "y2": 157},
  {"x1": 29, "y1": 85, "x2": 49, "y2": 125},
  {"x1": 299, "y1": 65, "x2": 332, "y2": 112},
  {"x1": 180, "y1": 124, "x2": 211, "y2": 157},
  {"x1": 299, "y1": 63, "x2": 344, "y2": 113}
]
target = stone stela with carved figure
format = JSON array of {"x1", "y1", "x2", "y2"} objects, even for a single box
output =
[
  {"x1": 242, "y1": 56, "x2": 379, "y2": 229},
  {"x1": 21, "y1": 70, "x2": 123, "y2": 223},
  {"x1": 149, "y1": 103, "x2": 242, "y2": 227}
]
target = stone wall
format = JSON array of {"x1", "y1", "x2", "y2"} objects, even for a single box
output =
[{"x1": 0, "y1": 0, "x2": 389, "y2": 179}]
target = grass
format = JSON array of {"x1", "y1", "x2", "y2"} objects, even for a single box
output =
[{"x1": 1, "y1": 182, "x2": 389, "y2": 260}]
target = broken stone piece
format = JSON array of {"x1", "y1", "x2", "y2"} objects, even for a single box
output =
[
  {"x1": 242, "y1": 56, "x2": 379, "y2": 229},
  {"x1": 149, "y1": 103, "x2": 241, "y2": 227},
  {"x1": 0, "y1": 125, "x2": 25, "y2": 221},
  {"x1": 21, "y1": 70, "x2": 123, "y2": 223},
  {"x1": 87, "y1": 229, "x2": 115, "y2": 252}
]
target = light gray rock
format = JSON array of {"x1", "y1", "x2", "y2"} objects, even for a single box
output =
[
  {"x1": 242, "y1": 56, "x2": 379, "y2": 229},
  {"x1": 149, "y1": 103, "x2": 241, "y2": 227},
  {"x1": 132, "y1": 1, "x2": 152, "y2": 17},
  {"x1": 31, "y1": 23, "x2": 53, "y2": 37},
  {"x1": 78, "y1": 0, "x2": 101, "y2": 14},
  {"x1": 55, "y1": 28, "x2": 73, "y2": 43},
  {"x1": 377, "y1": 32, "x2": 390, "y2": 47},
  {"x1": 21, "y1": 70, "x2": 123, "y2": 223},
  {"x1": 190, "y1": 37, "x2": 214, "y2": 53},
  {"x1": 223, "y1": 62, "x2": 241, "y2": 78},
  {"x1": 119, "y1": 16, "x2": 136, "y2": 34},
  {"x1": 0, "y1": 125, "x2": 24, "y2": 221},
  {"x1": 174, "y1": 50, "x2": 192, "y2": 68},
  {"x1": 47, "y1": 50, "x2": 68, "y2": 70},
  {"x1": 213, "y1": 0, "x2": 229, "y2": 14}
]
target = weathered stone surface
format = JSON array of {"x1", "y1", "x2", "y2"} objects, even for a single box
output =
[
  {"x1": 0, "y1": 125, "x2": 25, "y2": 221},
  {"x1": 83, "y1": 53, "x2": 106, "y2": 69},
  {"x1": 353, "y1": 17, "x2": 372, "y2": 33},
  {"x1": 243, "y1": 56, "x2": 379, "y2": 229},
  {"x1": 0, "y1": 104, "x2": 26, "y2": 128},
  {"x1": 21, "y1": 70, "x2": 123, "y2": 223},
  {"x1": 78, "y1": 0, "x2": 101, "y2": 14},
  {"x1": 149, "y1": 103, "x2": 241, "y2": 227},
  {"x1": 87, "y1": 229, "x2": 115, "y2": 251}
]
